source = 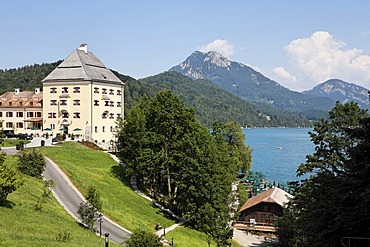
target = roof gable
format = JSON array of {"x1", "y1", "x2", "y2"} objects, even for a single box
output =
[
  {"x1": 238, "y1": 187, "x2": 292, "y2": 213},
  {"x1": 42, "y1": 48, "x2": 123, "y2": 85}
]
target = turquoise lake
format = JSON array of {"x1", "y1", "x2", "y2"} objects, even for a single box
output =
[{"x1": 243, "y1": 128, "x2": 314, "y2": 184}]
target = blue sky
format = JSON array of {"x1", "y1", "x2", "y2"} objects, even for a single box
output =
[{"x1": 1, "y1": 0, "x2": 370, "y2": 91}]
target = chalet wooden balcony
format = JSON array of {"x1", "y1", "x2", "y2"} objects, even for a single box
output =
[{"x1": 233, "y1": 221, "x2": 277, "y2": 233}]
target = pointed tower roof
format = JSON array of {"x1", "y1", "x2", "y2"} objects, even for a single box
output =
[{"x1": 42, "y1": 44, "x2": 123, "y2": 85}]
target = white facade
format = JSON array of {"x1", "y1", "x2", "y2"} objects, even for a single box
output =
[{"x1": 42, "y1": 44, "x2": 125, "y2": 148}]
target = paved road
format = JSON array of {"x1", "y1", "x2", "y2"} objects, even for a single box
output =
[{"x1": 2, "y1": 142, "x2": 132, "y2": 244}]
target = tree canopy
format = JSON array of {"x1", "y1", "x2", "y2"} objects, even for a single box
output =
[
  {"x1": 117, "y1": 90, "x2": 252, "y2": 245},
  {"x1": 276, "y1": 101, "x2": 370, "y2": 247}
]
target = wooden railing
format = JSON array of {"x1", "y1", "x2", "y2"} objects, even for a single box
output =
[{"x1": 233, "y1": 221, "x2": 277, "y2": 232}]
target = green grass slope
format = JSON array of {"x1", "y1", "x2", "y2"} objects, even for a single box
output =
[{"x1": 0, "y1": 155, "x2": 118, "y2": 247}]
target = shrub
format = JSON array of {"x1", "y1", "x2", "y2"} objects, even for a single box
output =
[{"x1": 18, "y1": 149, "x2": 45, "y2": 178}]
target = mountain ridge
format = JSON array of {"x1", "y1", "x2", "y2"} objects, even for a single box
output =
[
  {"x1": 170, "y1": 51, "x2": 337, "y2": 120},
  {"x1": 303, "y1": 79, "x2": 370, "y2": 110}
]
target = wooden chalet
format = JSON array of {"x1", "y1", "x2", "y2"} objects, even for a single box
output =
[{"x1": 235, "y1": 187, "x2": 292, "y2": 232}]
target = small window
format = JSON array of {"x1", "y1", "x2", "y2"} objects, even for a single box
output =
[
  {"x1": 6, "y1": 112, "x2": 13, "y2": 117},
  {"x1": 102, "y1": 113, "x2": 107, "y2": 119},
  {"x1": 110, "y1": 101, "x2": 114, "y2": 107},
  {"x1": 95, "y1": 126, "x2": 98, "y2": 133},
  {"x1": 30, "y1": 102, "x2": 34, "y2": 106},
  {"x1": 9, "y1": 102, "x2": 12, "y2": 106},
  {"x1": 16, "y1": 122, "x2": 23, "y2": 128},
  {"x1": 73, "y1": 100, "x2": 80, "y2": 106},
  {"x1": 109, "y1": 113, "x2": 114, "y2": 119},
  {"x1": 36, "y1": 112, "x2": 42, "y2": 117},
  {"x1": 102, "y1": 88, "x2": 107, "y2": 94},
  {"x1": 102, "y1": 126, "x2": 105, "y2": 132},
  {"x1": 50, "y1": 87, "x2": 57, "y2": 93},
  {"x1": 110, "y1": 126, "x2": 113, "y2": 132},
  {"x1": 60, "y1": 100, "x2": 67, "y2": 106},
  {"x1": 50, "y1": 124, "x2": 55, "y2": 129},
  {"x1": 50, "y1": 100, "x2": 57, "y2": 106},
  {"x1": 73, "y1": 112, "x2": 80, "y2": 118},
  {"x1": 62, "y1": 87, "x2": 68, "y2": 93},
  {"x1": 16, "y1": 112, "x2": 23, "y2": 118},
  {"x1": 94, "y1": 87, "x2": 99, "y2": 93},
  {"x1": 105, "y1": 101, "x2": 109, "y2": 106},
  {"x1": 48, "y1": 112, "x2": 57, "y2": 118},
  {"x1": 19, "y1": 101, "x2": 23, "y2": 106},
  {"x1": 117, "y1": 90, "x2": 121, "y2": 95},
  {"x1": 117, "y1": 102, "x2": 121, "y2": 107},
  {"x1": 94, "y1": 100, "x2": 99, "y2": 106},
  {"x1": 0, "y1": 112, "x2": 2, "y2": 117},
  {"x1": 73, "y1": 87, "x2": 80, "y2": 93},
  {"x1": 0, "y1": 102, "x2": 2, "y2": 106},
  {"x1": 6, "y1": 122, "x2": 13, "y2": 128},
  {"x1": 62, "y1": 112, "x2": 69, "y2": 118},
  {"x1": 117, "y1": 114, "x2": 121, "y2": 119},
  {"x1": 109, "y1": 89, "x2": 114, "y2": 95}
]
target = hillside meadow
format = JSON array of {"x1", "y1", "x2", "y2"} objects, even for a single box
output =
[
  {"x1": 38, "y1": 142, "x2": 242, "y2": 246},
  {"x1": 0, "y1": 155, "x2": 119, "y2": 247}
]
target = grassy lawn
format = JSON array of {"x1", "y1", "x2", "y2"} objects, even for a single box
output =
[
  {"x1": 2, "y1": 138, "x2": 31, "y2": 147},
  {"x1": 165, "y1": 226, "x2": 243, "y2": 247},
  {"x1": 0, "y1": 155, "x2": 119, "y2": 247},
  {"x1": 38, "y1": 142, "x2": 176, "y2": 232}
]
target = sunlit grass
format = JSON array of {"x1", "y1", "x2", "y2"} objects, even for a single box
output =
[{"x1": 0, "y1": 155, "x2": 119, "y2": 247}]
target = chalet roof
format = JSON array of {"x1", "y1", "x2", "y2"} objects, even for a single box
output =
[
  {"x1": 42, "y1": 45, "x2": 123, "y2": 85},
  {"x1": 239, "y1": 187, "x2": 293, "y2": 213}
]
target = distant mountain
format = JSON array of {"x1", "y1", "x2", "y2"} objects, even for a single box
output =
[
  {"x1": 303, "y1": 79, "x2": 370, "y2": 110},
  {"x1": 123, "y1": 72, "x2": 312, "y2": 127},
  {"x1": 169, "y1": 51, "x2": 335, "y2": 120}
]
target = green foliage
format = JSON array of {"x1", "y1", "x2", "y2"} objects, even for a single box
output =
[
  {"x1": 78, "y1": 185, "x2": 102, "y2": 230},
  {"x1": 0, "y1": 61, "x2": 62, "y2": 95},
  {"x1": 18, "y1": 149, "x2": 45, "y2": 178},
  {"x1": 125, "y1": 229, "x2": 162, "y2": 247},
  {"x1": 55, "y1": 229, "x2": 72, "y2": 242},
  {"x1": 0, "y1": 152, "x2": 20, "y2": 204},
  {"x1": 277, "y1": 101, "x2": 370, "y2": 247},
  {"x1": 125, "y1": 71, "x2": 312, "y2": 127},
  {"x1": 77, "y1": 202, "x2": 98, "y2": 230},
  {"x1": 86, "y1": 185, "x2": 102, "y2": 211},
  {"x1": 118, "y1": 90, "x2": 240, "y2": 245}
]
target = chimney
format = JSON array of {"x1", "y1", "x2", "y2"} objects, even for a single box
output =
[
  {"x1": 15, "y1": 88, "x2": 20, "y2": 94},
  {"x1": 35, "y1": 88, "x2": 40, "y2": 94},
  {"x1": 78, "y1": 43, "x2": 88, "y2": 53}
]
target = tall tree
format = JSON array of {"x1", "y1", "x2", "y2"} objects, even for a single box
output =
[
  {"x1": 18, "y1": 149, "x2": 45, "y2": 178},
  {"x1": 117, "y1": 90, "x2": 241, "y2": 245},
  {"x1": 277, "y1": 101, "x2": 370, "y2": 247}
]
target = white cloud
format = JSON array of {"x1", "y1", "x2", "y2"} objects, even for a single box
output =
[
  {"x1": 284, "y1": 31, "x2": 370, "y2": 89},
  {"x1": 273, "y1": 66, "x2": 297, "y2": 82},
  {"x1": 198, "y1": 39, "x2": 234, "y2": 57}
]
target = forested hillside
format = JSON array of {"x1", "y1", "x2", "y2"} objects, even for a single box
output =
[
  {"x1": 0, "y1": 62, "x2": 311, "y2": 127},
  {"x1": 0, "y1": 61, "x2": 62, "y2": 94}
]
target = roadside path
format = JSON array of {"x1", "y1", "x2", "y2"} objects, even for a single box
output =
[{"x1": 2, "y1": 141, "x2": 131, "y2": 244}]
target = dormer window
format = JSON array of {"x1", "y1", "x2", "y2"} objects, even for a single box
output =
[
  {"x1": 9, "y1": 102, "x2": 12, "y2": 106},
  {"x1": 30, "y1": 102, "x2": 34, "y2": 106}
]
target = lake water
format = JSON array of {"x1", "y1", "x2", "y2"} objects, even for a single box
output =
[{"x1": 243, "y1": 128, "x2": 314, "y2": 185}]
